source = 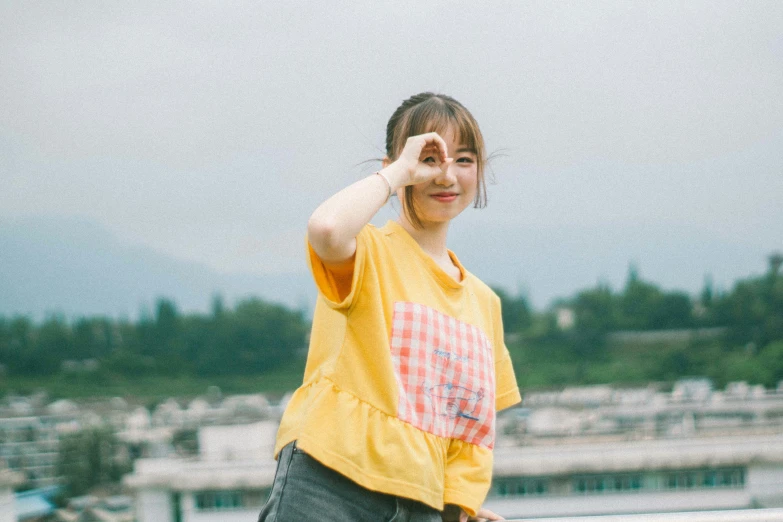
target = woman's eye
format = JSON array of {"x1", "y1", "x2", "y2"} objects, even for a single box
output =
[
  {"x1": 422, "y1": 156, "x2": 436, "y2": 164},
  {"x1": 456, "y1": 157, "x2": 474, "y2": 163}
]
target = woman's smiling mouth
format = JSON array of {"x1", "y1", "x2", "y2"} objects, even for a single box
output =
[{"x1": 431, "y1": 192, "x2": 458, "y2": 202}]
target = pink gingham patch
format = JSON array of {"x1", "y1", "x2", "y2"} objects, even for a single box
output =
[{"x1": 389, "y1": 301, "x2": 496, "y2": 448}]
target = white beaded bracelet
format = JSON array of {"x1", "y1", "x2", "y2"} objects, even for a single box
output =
[{"x1": 375, "y1": 170, "x2": 392, "y2": 202}]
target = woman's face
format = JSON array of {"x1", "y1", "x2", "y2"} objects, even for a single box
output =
[{"x1": 402, "y1": 127, "x2": 478, "y2": 227}]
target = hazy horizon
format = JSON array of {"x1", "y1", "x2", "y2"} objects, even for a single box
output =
[{"x1": 2, "y1": 1, "x2": 781, "y2": 317}]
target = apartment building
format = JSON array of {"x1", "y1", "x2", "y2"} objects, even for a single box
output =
[{"x1": 124, "y1": 381, "x2": 783, "y2": 521}]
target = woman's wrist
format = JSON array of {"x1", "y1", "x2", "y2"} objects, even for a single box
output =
[{"x1": 379, "y1": 162, "x2": 409, "y2": 193}]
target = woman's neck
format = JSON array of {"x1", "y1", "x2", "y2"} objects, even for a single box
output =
[{"x1": 396, "y1": 217, "x2": 450, "y2": 259}]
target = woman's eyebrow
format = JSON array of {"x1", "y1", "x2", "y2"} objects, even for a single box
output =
[{"x1": 455, "y1": 147, "x2": 476, "y2": 153}]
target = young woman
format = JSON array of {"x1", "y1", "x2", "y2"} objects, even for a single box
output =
[{"x1": 258, "y1": 93, "x2": 521, "y2": 522}]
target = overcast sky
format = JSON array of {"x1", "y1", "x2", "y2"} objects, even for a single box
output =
[{"x1": 2, "y1": 1, "x2": 782, "y2": 309}]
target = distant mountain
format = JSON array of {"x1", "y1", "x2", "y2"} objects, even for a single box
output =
[
  {"x1": 0, "y1": 216, "x2": 774, "y2": 320},
  {"x1": 0, "y1": 216, "x2": 315, "y2": 320}
]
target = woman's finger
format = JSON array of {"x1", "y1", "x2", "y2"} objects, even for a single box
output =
[
  {"x1": 418, "y1": 142, "x2": 440, "y2": 161},
  {"x1": 404, "y1": 132, "x2": 449, "y2": 164},
  {"x1": 418, "y1": 158, "x2": 452, "y2": 180},
  {"x1": 425, "y1": 131, "x2": 449, "y2": 162},
  {"x1": 474, "y1": 507, "x2": 505, "y2": 520},
  {"x1": 439, "y1": 157, "x2": 454, "y2": 174},
  {"x1": 412, "y1": 132, "x2": 448, "y2": 161}
]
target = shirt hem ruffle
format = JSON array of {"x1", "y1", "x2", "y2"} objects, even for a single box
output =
[{"x1": 274, "y1": 377, "x2": 492, "y2": 513}]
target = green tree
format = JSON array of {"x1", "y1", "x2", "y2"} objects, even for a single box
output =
[
  {"x1": 617, "y1": 264, "x2": 694, "y2": 330},
  {"x1": 711, "y1": 253, "x2": 783, "y2": 347},
  {"x1": 27, "y1": 316, "x2": 70, "y2": 375},
  {"x1": 211, "y1": 293, "x2": 225, "y2": 318},
  {"x1": 56, "y1": 427, "x2": 131, "y2": 497},
  {"x1": 619, "y1": 266, "x2": 661, "y2": 330},
  {"x1": 72, "y1": 317, "x2": 115, "y2": 360},
  {"x1": 3, "y1": 317, "x2": 34, "y2": 375},
  {"x1": 570, "y1": 284, "x2": 614, "y2": 379},
  {"x1": 700, "y1": 274, "x2": 714, "y2": 309},
  {"x1": 758, "y1": 341, "x2": 783, "y2": 387},
  {"x1": 153, "y1": 298, "x2": 188, "y2": 375},
  {"x1": 492, "y1": 287, "x2": 532, "y2": 333},
  {"x1": 195, "y1": 298, "x2": 308, "y2": 376},
  {"x1": 649, "y1": 292, "x2": 693, "y2": 329}
]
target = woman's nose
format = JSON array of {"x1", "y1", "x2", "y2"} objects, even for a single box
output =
[{"x1": 434, "y1": 161, "x2": 457, "y2": 186}]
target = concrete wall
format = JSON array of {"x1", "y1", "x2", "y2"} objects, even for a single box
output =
[
  {"x1": 198, "y1": 421, "x2": 277, "y2": 461},
  {"x1": 0, "y1": 487, "x2": 15, "y2": 522},
  {"x1": 484, "y1": 488, "x2": 751, "y2": 520},
  {"x1": 136, "y1": 489, "x2": 173, "y2": 522},
  {"x1": 747, "y1": 465, "x2": 783, "y2": 507}
]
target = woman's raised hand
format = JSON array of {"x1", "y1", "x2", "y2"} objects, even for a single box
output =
[
  {"x1": 307, "y1": 134, "x2": 452, "y2": 265},
  {"x1": 391, "y1": 132, "x2": 454, "y2": 188}
]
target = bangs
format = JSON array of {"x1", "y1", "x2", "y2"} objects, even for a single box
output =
[{"x1": 392, "y1": 97, "x2": 482, "y2": 158}]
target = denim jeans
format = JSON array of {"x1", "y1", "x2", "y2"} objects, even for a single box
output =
[{"x1": 257, "y1": 441, "x2": 442, "y2": 522}]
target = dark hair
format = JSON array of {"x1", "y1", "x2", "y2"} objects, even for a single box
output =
[{"x1": 385, "y1": 92, "x2": 487, "y2": 228}]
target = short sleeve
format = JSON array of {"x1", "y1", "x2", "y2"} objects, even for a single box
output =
[
  {"x1": 305, "y1": 225, "x2": 372, "y2": 310},
  {"x1": 491, "y1": 294, "x2": 522, "y2": 411},
  {"x1": 443, "y1": 440, "x2": 493, "y2": 517}
]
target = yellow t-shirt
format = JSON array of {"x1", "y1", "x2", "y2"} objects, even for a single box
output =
[{"x1": 275, "y1": 221, "x2": 521, "y2": 515}]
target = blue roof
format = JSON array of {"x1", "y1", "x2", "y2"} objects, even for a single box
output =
[
  {"x1": 16, "y1": 485, "x2": 61, "y2": 499},
  {"x1": 15, "y1": 494, "x2": 55, "y2": 520}
]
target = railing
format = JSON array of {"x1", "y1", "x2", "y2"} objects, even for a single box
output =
[{"x1": 508, "y1": 508, "x2": 783, "y2": 521}]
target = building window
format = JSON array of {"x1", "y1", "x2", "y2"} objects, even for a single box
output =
[
  {"x1": 495, "y1": 466, "x2": 746, "y2": 499},
  {"x1": 195, "y1": 491, "x2": 242, "y2": 511},
  {"x1": 172, "y1": 493, "x2": 181, "y2": 522},
  {"x1": 573, "y1": 467, "x2": 745, "y2": 495},
  {"x1": 491, "y1": 477, "x2": 549, "y2": 497},
  {"x1": 194, "y1": 489, "x2": 269, "y2": 511},
  {"x1": 573, "y1": 473, "x2": 643, "y2": 494},
  {"x1": 663, "y1": 468, "x2": 744, "y2": 490}
]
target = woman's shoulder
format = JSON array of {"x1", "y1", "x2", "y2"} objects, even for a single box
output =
[
  {"x1": 361, "y1": 220, "x2": 416, "y2": 252},
  {"x1": 360, "y1": 221, "x2": 400, "y2": 241},
  {"x1": 352, "y1": 222, "x2": 387, "y2": 248}
]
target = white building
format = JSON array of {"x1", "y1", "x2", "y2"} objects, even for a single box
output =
[
  {"x1": 125, "y1": 427, "x2": 783, "y2": 521},
  {"x1": 125, "y1": 421, "x2": 278, "y2": 522},
  {"x1": 485, "y1": 433, "x2": 783, "y2": 519},
  {"x1": 0, "y1": 394, "x2": 135, "y2": 489},
  {"x1": 0, "y1": 414, "x2": 70, "y2": 489},
  {"x1": 0, "y1": 469, "x2": 23, "y2": 522},
  {"x1": 124, "y1": 381, "x2": 783, "y2": 521}
]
